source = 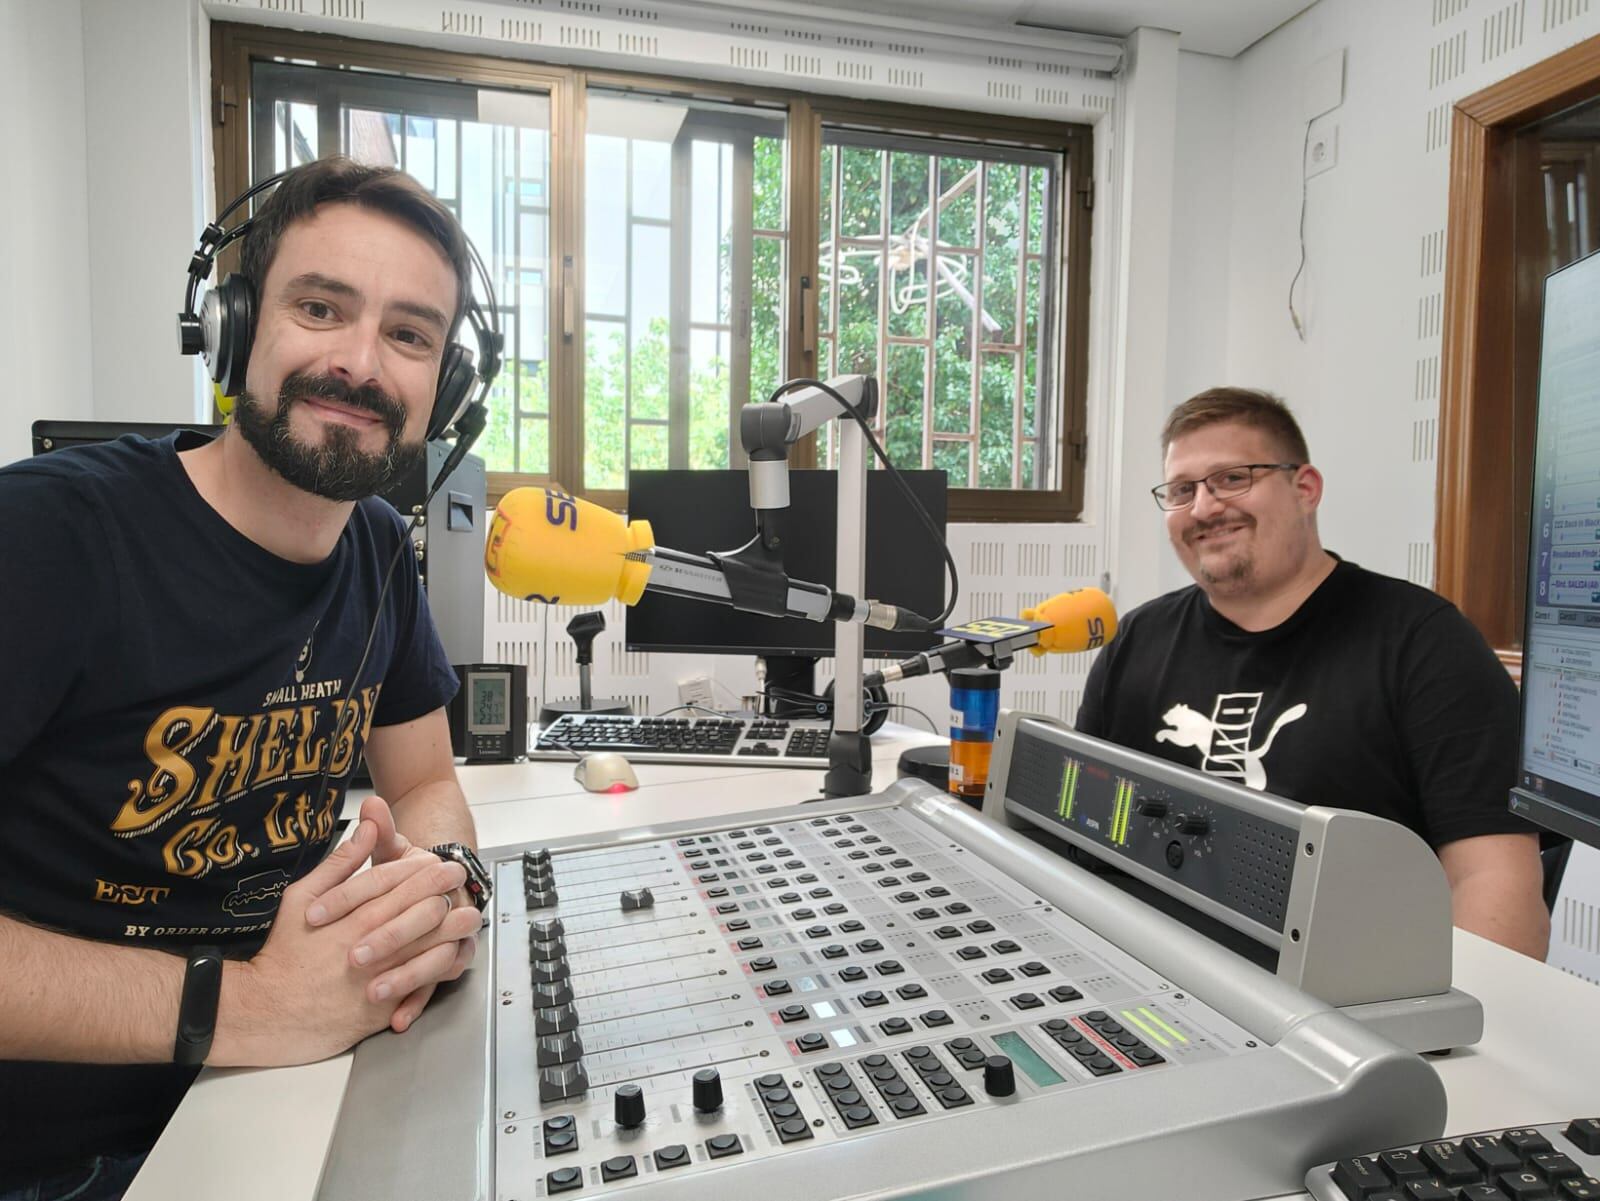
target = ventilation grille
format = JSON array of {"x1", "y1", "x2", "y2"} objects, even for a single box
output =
[
  {"x1": 501, "y1": 17, "x2": 542, "y2": 42},
  {"x1": 1426, "y1": 101, "x2": 1453, "y2": 152},
  {"x1": 1482, "y1": 0, "x2": 1529, "y2": 59},
  {"x1": 886, "y1": 67, "x2": 923, "y2": 89},
  {"x1": 561, "y1": 24, "x2": 601, "y2": 47},
  {"x1": 1555, "y1": 894, "x2": 1599, "y2": 984},
  {"x1": 1083, "y1": 93, "x2": 1114, "y2": 113},
  {"x1": 1018, "y1": 542, "x2": 1051, "y2": 576},
  {"x1": 1421, "y1": 228, "x2": 1446, "y2": 276},
  {"x1": 1036, "y1": 86, "x2": 1072, "y2": 107},
  {"x1": 988, "y1": 54, "x2": 1025, "y2": 69},
  {"x1": 1430, "y1": 29, "x2": 1468, "y2": 86},
  {"x1": 261, "y1": 0, "x2": 306, "y2": 11},
  {"x1": 837, "y1": 61, "x2": 872, "y2": 83},
  {"x1": 1433, "y1": 0, "x2": 1471, "y2": 22},
  {"x1": 1418, "y1": 291, "x2": 1443, "y2": 339},
  {"x1": 1412, "y1": 416, "x2": 1439, "y2": 463},
  {"x1": 784, "y1": 53, "x2": 823, "y2": 75},
  {"x1": 321, "y1": 0, "x2": 363, "y2": 17},
  {"x1": 1544, "y1": 0, "x2": 1593, "y2": 31},
  {"x1": 1220, "y1": 817, "x2": 1296, "y2": 931},
  {"x1": 1415, "y1": 353, "x2": 1440, "y2": 402},
  {"x1": 837, "y1": 35, "x2": 874, "y2": 50},
  {"x1": 731, "y1": 45, "x2": 769, "y2": 70},
  {"x1": 1408, "y1": 541, "x2": 1436, "y2": 587},
  {"x1": 987, "y1": 80, "x2": 1024, "y2": 102},
  {"x1": 618, "y1": 32, "x2": 658, "y2": 55},
  {"x1": 784, "y1": 27, "x2": 823, "y2": 43},
  {"x1": 441, "y1": 9, "x2": 482, "y2": 35},
  {"x1": 970, "y1": 540, "x2": 1005, "y2": 576},
  {"x1": 885, "y1": 42, "x2": 925, "y2": 56}
]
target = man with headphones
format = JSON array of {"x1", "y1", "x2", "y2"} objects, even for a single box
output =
[{"x1": 0, "y1": 157, "x2": 501, "y2": 1200}]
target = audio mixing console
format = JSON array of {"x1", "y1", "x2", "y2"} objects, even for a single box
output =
[{"x1": 320, "y1": 715, "x2": 1466, "y2": 1201}]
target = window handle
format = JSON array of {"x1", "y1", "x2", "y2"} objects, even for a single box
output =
[{"x1": 562, "y1": 254, "x2": 575, "y2": 341}]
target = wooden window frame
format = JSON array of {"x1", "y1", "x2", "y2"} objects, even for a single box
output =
[
  {"x1": 211, "y1": 21, "x2": 1091, "y2": 521},
  {"x1": 1439, "y1": 32, "x2": 1600, "y2": 680}
]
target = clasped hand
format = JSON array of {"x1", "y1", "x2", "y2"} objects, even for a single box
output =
[{"x1": 231, "y1": 796, "x2": 481, "y2": 1065}]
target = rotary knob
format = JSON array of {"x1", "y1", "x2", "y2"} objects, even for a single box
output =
[
  {"x1": 983, "y1": 1054, "x2": 1016, "y2": 1098},
  {"x1": 692, "y1": 1067, "x2": 724, "y2": 1113},
  {"x1": 614, "y1": 1082, "x2": 646, "y2": 1128},
  {"x1": 1178, "y1": 813, "x2": 1211, "y2": 837},
  {"x1": 1138, "y1": 799, "x2": 1169, "y2": 819}
]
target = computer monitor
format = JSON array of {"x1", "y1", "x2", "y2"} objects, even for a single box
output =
[
  {"x1": 625, "y1": 469, "x2": 948, "y2": 694},
  {"x1": 32, "y1": 419, "x2": 224, "y2": 456},
  {"x1": 1512, "y1": 248, "x2": 1600, "y2": 851}
]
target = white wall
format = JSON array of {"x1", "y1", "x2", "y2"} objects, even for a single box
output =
[
  {"x1": 81, "y1": 0, "x2": 212, "y2": 429},
  {"x1": 1169, "y1": 0, "x2": 1600, "y2": 586},
  {"x1": 0, "y1": 0, "x2": 94, "y2": 466}
]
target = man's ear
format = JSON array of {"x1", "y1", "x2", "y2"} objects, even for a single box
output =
[{"x1": 1295, "y1": 463, "x2": 1325, "y2": 513}]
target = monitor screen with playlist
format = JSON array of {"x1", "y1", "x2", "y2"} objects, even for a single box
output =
[
  {"x1": 624, "y1": 469, "x2": 947, "y2": 659},
  {"x1": 1513, "y1": 247, "x2": 1600, "y2": 850}
]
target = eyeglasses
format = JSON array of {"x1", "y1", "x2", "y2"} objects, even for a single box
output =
[{"x1": 1150, "y1": 463, "x2": 1300, "y2": 511}]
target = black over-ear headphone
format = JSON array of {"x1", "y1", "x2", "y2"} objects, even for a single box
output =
[{"x1": 177, "y1": 170, "x2": 503, "y2": 444}]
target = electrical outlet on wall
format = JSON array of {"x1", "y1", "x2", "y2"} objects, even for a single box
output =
[
  {"x1": 678, "y1": 673, "x2": 715, "y2": 710},
  {"x1": 1306, "y1": 124, "x2": 1340, "y2": 178}
]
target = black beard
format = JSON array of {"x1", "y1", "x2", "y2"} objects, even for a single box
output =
[{"x1": 233, "y1": 371, "x2": 424, "y2": 502}]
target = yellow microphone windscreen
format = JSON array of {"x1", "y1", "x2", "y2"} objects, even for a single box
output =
[{"x1": 485, "y1": 486, "x2": 654, "y2": 605}]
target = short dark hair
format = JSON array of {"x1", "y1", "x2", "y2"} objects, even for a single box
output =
[
  {"x1": 1160, "y1": 386, "x2": 1311, "y2": 464},
  {"x1": 239, "y1": 155, "x2": 472, "y2": 333}
]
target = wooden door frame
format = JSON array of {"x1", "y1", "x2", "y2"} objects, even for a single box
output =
[{"x1": 1438, "y1": 32, "x2": 1600, "y2": 680}]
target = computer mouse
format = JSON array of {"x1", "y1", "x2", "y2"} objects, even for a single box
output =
[{"x1": 574, "y1": 752, "x2": 639, "y2": 794}]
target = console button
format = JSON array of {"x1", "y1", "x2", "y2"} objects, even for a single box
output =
[
  {"x1": 707, "y1": 1134, "x2": 743, "y2": 1159},
  {"x1": 546, "y1": 1166, "x2": 584, "y2": 1193},
  {"x1": 600, "y1": 1155, "x2": 637, "y2": 1182},
  {"x1": 654, "y1": 1145, "x2": 691, "y2": 1170}
]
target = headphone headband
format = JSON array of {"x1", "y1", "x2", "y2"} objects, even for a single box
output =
[{"x1": 177, "y1": 167, "x2": 503, "y2": 443}]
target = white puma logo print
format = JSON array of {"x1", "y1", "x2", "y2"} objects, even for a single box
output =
[{"x1": 1155, "y1": 694, "x2": 1307, "y2": 791}]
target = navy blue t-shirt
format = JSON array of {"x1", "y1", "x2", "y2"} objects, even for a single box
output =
[{"x1": 0, "y1": 432, "x2": 458, "y2": 1177}]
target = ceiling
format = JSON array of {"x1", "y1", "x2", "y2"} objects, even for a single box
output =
[{"x1": 811, "y1": 0, "x2": 1316, "y2": 59}]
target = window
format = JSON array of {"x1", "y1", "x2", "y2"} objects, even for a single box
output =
[
  {"x1": 582, "y1": 90, "x2": 788, "y2": 487},
  {"x1": 214, "y1": 23, "x2": 1091, "y2": 520},
  {"x1": 816, "y1": 130, "x2": 1062, "y2": 492}
]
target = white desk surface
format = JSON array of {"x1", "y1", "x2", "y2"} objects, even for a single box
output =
[{"x1": 126, "y1": 727, "x2": 1599, "y2": 1201}]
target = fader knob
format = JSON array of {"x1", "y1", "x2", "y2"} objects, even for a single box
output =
[
  {"x1": 614, "y1": 1083, "x2": 646, "y2": 1128},
  {"x1": 983, "y1": 1055, "x2": 1016, "y2": 1097},
  {"x1": 692, "y1": 1067, "x2": 724, "y2": 1113}
]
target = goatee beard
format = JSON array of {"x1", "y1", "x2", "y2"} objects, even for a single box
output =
[{"x1": 234, "y1": 370, "x2": 425, "y2": 502}]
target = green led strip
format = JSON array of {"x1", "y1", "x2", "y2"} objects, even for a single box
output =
[
  {"x1": 1112, "y1": 779, "x2": 1133, "y2": 845},
  {"x1": 1137, "y1": 1006, "x2": 1188, "y2": 1045},
  {"x1": 1120, "y1": 1008, "x2": 1169, "y2": 1048},
  {"x1": 1058, "y1": 759, "x2": 1080, "y2": 820}
]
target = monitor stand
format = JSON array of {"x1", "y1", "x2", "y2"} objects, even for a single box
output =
[{"x1": 763, "y1": 656, "x2": 820, "y2": 719}]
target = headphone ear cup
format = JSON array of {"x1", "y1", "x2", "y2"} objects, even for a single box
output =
[
  {"x1": 210, "y1": 273, "x2": 255, "y2": 399},
  {"x1": 429, "y1": 343, "x2": 475, "y2": 441}
]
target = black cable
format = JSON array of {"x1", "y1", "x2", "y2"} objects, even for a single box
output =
[{"x1": 765, "y1": 377, "x2": 960, "y2": 628}]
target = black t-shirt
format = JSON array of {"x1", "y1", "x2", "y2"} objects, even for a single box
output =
[
  {"x1": 1076, "y1": 557, "x2": 1533, "y2": 850},
  {"x1": 0, "y1": 433, "x2": 458, "y2": 1179}
]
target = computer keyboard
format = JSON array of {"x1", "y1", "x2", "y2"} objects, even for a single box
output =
[
  {"x1": 1305, "y1": 1118, "x2": 1600, "y2": 1200},
  {"x1": 529, "y1": 713, "x2": 834, "y2": 768}
]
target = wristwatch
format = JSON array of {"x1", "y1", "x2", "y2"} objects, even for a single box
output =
[
  {"x1": 173, "y1": 945, "x2": 224, "y2": 1066},
  {"x1": 429, "y1": 842, "x2": 492, "y2": 912}
]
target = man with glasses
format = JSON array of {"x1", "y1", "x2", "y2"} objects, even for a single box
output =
[{"x1": 1077, "y1": 387, "x2": 1549, "y2": 957}]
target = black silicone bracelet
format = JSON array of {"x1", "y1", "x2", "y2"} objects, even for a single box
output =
[{"x1": 173, "y1": 946, "x2": 224, "y2": 1066}]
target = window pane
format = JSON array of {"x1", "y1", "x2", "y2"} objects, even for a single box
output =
[
  {"x1": 934, "y1": 252, "x2": 973, "y2": 434},
  {"x1": 823, "y1": 128, "x2": 1064, "y2": 495},
  {"x1": 586, "y1": 319, "x2": 628, "y2": 490},
  {"x1": 840, "y1": 146, "x2": 883, "y2": 238},
  {"x1": 690, "y1": 327, "x2": 730, "y2": 468},
  {"x1": 750, "y1": 235, "x2": 784, "y2": 402},
  {"x1": 585, "y1": 88, "x2": 786, "y2": 487},
  {"x1": 885, "y1": 343, "x2": 926, "y2": 471},
  {"x1": 980, "y1": 353, "x2": 1016, "y2": 489}
]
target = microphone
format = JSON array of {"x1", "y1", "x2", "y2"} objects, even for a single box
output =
[
  {"x1": 484, "y1": 485, "x2": 936, "y2": 632},
  {"x1": 863, "y1": 588, "x2": 1117, "y2": 689}
]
